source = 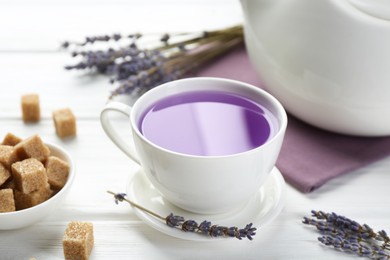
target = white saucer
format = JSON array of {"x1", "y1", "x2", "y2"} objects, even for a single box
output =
[{"x1": 126, "y1": 167, "x2": 286, "y2": 241}]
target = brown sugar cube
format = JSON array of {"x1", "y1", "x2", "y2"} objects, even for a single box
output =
[
  {"x1": 14, "y1": 135, "x2": 50, "y2": 162},
  {"x1": 0, "y1": 145, "x2": 18, "y2": 168},
  {"x1": 12, "y1": 158, "x2": 48, "y2": 194},
  {"x1": 45, "y1": 156, "x2": 70, "y2": 190},
  {"x1": 0, "y1": 163, "x2": 10, "y2": 186},
  {"x1": 63, "y1": 222, "x2": 94, "y2": 260},
  {"x1": 21, "y1": 93, "x2": 40, "y2": 122},
  {"x1": 1, "y1": 177, "x2": 15, "y2": 190},
  {"x1": 53, "y1": 108, "x2": 77, "y2": 138},
  {"x1": 2, "y1": 133, "x2": 22, "y2": 146},
  {"x1": 0, "y1": 189, "x2": 16, "y2": 213},
  {"x1": 14, "y1": 183, "x2": 52, "y2": 210}
]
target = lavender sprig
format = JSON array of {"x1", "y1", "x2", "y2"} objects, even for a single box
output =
[
  {"x1": 303, "y1": 210, "x2": 390, "y2": 259},
  {"x1": 318, "y1": 235, "x2": 389, "y2": 259},
  {"x1": 107, "y1": 191, "x2": 256, "y2": 240},
  {"x1": 63, "y1": 25, "x2": 244, "y2": 99},
  {"x1": 63, "y1": 32, "x2": 142, "y2": 47}
]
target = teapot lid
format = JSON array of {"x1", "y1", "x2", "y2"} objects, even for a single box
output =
[{"x1": 348, "y1": 0, "x2": 390, "y2": 20}]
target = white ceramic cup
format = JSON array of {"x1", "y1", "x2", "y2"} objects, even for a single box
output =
[{"x1": 100, "y1": 77, "x2": 287, "y2": 214}]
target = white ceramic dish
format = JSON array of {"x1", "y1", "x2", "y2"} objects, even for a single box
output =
[
  {"x1": 0, "y1": 143, "x2": 75, "y2": 230},
  {"x1": 127, "y1": 167, "x2": 286, "y2": 241}
]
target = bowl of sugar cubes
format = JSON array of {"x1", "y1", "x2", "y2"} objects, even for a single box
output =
[{"x1": 0, "y1": 133, "x2": 75, "y2": 230}]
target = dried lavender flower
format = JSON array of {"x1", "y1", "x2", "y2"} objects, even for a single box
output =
[
  {"x1": 113, "y1": 193, "x2": 126, "y2": 205},
  {"x1": 303, "y1": 210, "x2": 390, "y2": 259},
  {"x1": 198, "y1": 220, "x2": 212, "y2": 234},
  {"x1": 239, "y1": 223, "x2": 257, "y2": 240},
  {"x1": 166, "y1": 213, "x2": 184, "y2": 228},
  {"x1": 63, "y1": 25, "x2": 244, "y2": 99},
  {"x1": 107, "y1": 191, "x2": 256, "y2": 240},
  {"x1": 209, "y1": 225, "x2": 226, "y2": 238},
  {"x1": 182, "y1": 220, "x2": 198, "y2": 232}
]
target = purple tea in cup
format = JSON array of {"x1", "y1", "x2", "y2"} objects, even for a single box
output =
[{"x1": 139, "y1": 90, "x2": 277, "y2": 156}]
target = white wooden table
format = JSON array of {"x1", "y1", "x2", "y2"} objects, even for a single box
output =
[{"x1": 1, "y1": 1, "x2": 390, "y2": 259}]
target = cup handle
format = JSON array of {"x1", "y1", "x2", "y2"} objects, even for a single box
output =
[{"x1": 100, "y1": 102, "x2": 141, "y2": 165}]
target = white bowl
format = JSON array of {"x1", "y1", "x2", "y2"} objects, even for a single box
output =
[{"x1": 0, "y1": 143, "x2": 75, "y2": 230}]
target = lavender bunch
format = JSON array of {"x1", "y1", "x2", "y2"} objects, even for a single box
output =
[
  {"x1": 108, "y1": 191, "x2": 256, "y2": 240},
  {"x1": 63, "y1": 25, "x2": 243, "y2": 99},
  {"x1": 303, "y1": 210, "x2": 390, "y2": 259}
]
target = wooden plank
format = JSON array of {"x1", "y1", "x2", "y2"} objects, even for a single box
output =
[{"x1": 0, "y1": 52, "x2": 122, "y2": 118}]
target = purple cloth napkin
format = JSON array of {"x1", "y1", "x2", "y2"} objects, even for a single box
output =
[{"x1": 197, "y1": 45, "x2": 390, "y2": 193}]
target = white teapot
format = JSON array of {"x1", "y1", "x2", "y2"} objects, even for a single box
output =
[{"x1": 241, "y1": 0, "x2": 390, "y2": 136}]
